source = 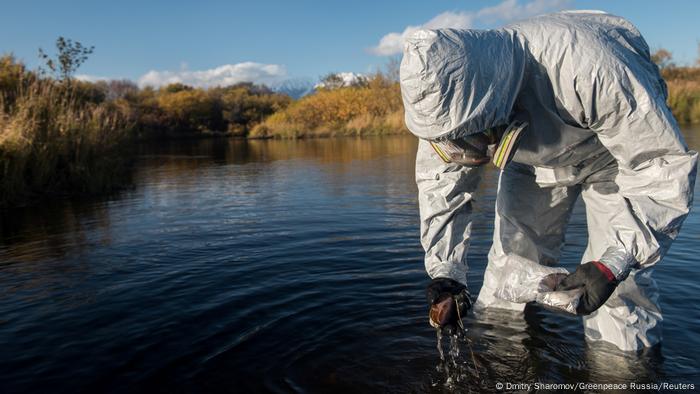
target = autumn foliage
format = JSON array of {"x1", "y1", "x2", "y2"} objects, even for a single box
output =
[
  {"x1": 663, "y1": 67, "x2": 700, "y2": 124},
  {"x1": 250, "y1": 74, "x2": 408, "y2": 138}
]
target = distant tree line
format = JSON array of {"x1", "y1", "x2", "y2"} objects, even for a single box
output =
[
  {"x1": 101, "y1": 80, "x2": 292, "y2": 138},
  {"x1": 48, "y1": 78, "x2": 292, "y2": 139}
]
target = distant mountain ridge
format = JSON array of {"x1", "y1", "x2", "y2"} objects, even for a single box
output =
[{"x1": 271, "y1": 78, "x2": 315, "y2": 99}]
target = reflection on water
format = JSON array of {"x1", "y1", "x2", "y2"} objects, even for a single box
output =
[
  {"x1": 137, "y1": 136, "x2": 419, "y2": 165},
  {"x1": 1, "y1": 130, "x2": 699, "y2": 393}
]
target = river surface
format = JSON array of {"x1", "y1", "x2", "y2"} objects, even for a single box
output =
[{"x1": 1, "y1": 128, "x2": 699, "y2": 393}]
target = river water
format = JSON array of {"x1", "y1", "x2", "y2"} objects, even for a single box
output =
[{"x1": 1, "y1": 128, "x2": 699, "y2": 393}]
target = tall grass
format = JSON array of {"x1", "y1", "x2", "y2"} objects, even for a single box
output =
[
  {"x1": 250, "y1": 74, "x2": 409, "y2": 138},
  {"x1": 664, "y1": 67, "x2": 700, "y2": 124},
  {"x1": 0, "y1": 64, "x2": 131, "y2": 206}
]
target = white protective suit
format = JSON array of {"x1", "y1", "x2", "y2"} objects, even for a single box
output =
[{"x1": 401, "y1": 11, "x2": 697, "y2": 351}]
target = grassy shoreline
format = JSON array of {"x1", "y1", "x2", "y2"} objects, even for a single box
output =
[{"x1": 249, "y1": 74, "x2": 409, "y2": 138}]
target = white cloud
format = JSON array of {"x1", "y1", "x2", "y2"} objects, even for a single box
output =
[
  {"x1": 476, "y1": 0, "x2": 569, "y2": 23},
  {"x1": 136, "y1": 62, "x2": 288, "y2": 88},
  {"x1": 370, "y1": 0, "x2": 571, "y2": 56},
  {"x1": 424, "y1": 10, "x2": 475, "y2": 30},
  {"x1": 370, "y1": 11, "x2": 474, "y2": 56}
]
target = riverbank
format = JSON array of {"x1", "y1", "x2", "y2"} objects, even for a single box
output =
[{"x1": 249, "y1": 75, "x2": 409, "y2": 138}]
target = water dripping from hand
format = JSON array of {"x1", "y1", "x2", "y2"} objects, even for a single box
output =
[{"x1": 432, "y1": 324, "x2": 482, "y2": 390}]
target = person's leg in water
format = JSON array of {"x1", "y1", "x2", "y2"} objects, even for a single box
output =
[
  {"x1": 475, "y1": 162, "x2": 581, "y2": 311},
  {"x1": 579, "y1": 163, "x2": 662, "y2": 352}
]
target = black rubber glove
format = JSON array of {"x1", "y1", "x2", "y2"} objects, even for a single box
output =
[
  {"x1": 555, "y1": 261, "x2": 618, "y2": 315},
  {"x1": 426, "y1": 278, "x2": 472, "y2": 328}
]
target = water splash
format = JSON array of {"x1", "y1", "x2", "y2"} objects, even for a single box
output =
[
  {"x1": 433, "y1": 326, "x2": 476, "y2": 389},
  {"x1": 436, "y1": 327, "x2": 445, "y2": 362}
]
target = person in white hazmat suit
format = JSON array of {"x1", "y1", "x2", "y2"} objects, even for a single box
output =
[{"x1": 401, "y1": 11, "x2": 697, "y2": 352}]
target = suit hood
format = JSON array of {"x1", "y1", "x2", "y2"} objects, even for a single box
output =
[{"x1": 400, "y1": 28, "x2": 526, "y2": 140}]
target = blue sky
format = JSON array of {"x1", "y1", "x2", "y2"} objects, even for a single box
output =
[{"x1": 0, "y1": 0, "x2": 698, "y2": 87}]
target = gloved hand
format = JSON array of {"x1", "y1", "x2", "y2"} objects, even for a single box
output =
[
  {"x1": 426, "y1": 278, "x2": 472, "y2": 328},
  {"x1": 555, "y1": 261, "x2": 618, "y2": 315}
]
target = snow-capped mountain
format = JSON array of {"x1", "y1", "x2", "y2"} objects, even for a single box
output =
[
  {"x1": 271, "y1": 78, "x2": 315, "y2": 99},
  {"x1": 271, "y1": 72, "x2": 369, "y2": 99},
  {"x1": 314, "y1": 72, "x2": 368, "y2": 90}
]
